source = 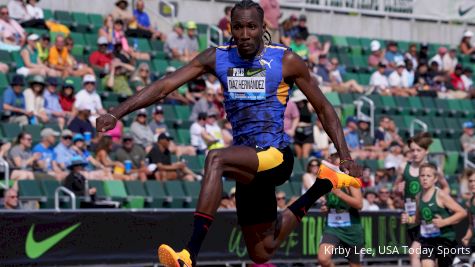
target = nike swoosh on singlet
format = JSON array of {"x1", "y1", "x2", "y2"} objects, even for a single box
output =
[
  {"x1": 25, "y1": 223, "x2": 81, "y2": 259},
  {"x1": 459, "y1": 5, "x2": 475, "y2": 16},
  {"x1": 246, "y1": 69, "x2": 262, "y2": 76}
]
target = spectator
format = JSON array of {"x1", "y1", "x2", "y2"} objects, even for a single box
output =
[
  {"x1": 111, "y1": 0, "x2": 135, "y2": 26},
  {"x1": 0, "y1": 5, "x2": 25, "y2": 50},
  {"x1": 24, "y1": 75, "x2": 48, "y2": 124},
  {"x1": 460, "y1": 30, "x2": 475, "y2": 56},
  {"x1": 95, "y1": 135, "x2": 131, "y2": 180},
  {"x1": 404, "y1": 43, "x2": 418, "y2": 71},
  {"x1": 2, "y1": 75, "x2": 30, "y2": 126},
  {"x1": 260, "y1": 0, "x2": 280, "y2": 44},
  {"x1": 130, "y1": 108, "x2": 155, "y2": 151},
  {"x1": 314, "y1": 54, "x2": 330, "y2": 83},
  {"x1": 218, "y1": 6, "x2": 232, "y2": 39},
  {"x1": 360, "y1": 166, "x2": 374, "y2": 188},
  {"x1": 111, "y1": 19, "x2": 150, "y2": 61},
  {"x1": 291, "y1": 90, "x2": 314, "y2": 159},
  {"x1": 63, "y1": 156, "x2": 97, "y2": 201},
  {"x1": 283, "y1": 99, "x2": 299, "y2": 141},
  {"x1": 130, "y1": 0, "x2": 163, "y2": 39},
  {"x1": 9, "y1": 132, "x2": 46, "y2": 178},
  {"x1": 429, "y1": 47, "x2": 447, "y2": 72},
  {"x1": 17, "y1": 33, "x2": 59, "y2": 77},
  {"x1": 32, "y1": 128, "x2": 68, "y2": 180},
  {"x1": 384, "y1": 141, "x2": 405, "y2": 170},
  {"x1": 189, "y1": 88, "x2": 218, "y2": 122},
  {"x1": 343, "y1": 116, "x2": 360, "y2": 156},
  {"x1": 462, "y1": 67, "x2": 474, "y2": 91},
  {"x1": 190, "y1": 112, "x2": 212, "y2": 155},
  {"x1": 329, "y1": 57, "x2": 364, "y2": 93},
  {"x1": 36, "y1": 33, "x2": 50, "y2": 63},
  {"x1": 312, "y1": 119, "x2": 330, "y2": 159},
  {"x1": 54, "y1": 129, "x2": 75, "y2": 168},
  {"x1": 58, "y1": 79, "x2": 75, "y2": 112},
  {"x1": 279, "y1": 15, "x2": 297, "y2": 46},
  {"x1": 388, "y1": 61, "x2": 416, "y2": 96},
  {"x1": 461, "y1": 121, "x2": 475, "y2": 161},
  {"x1": 289, "y1": 32, "x2": 308, "y2": 59},
  {"x1": 302, "y1": 157, "x2": 320, "y2": 194},
  {"x1": 68, "y1": 109, "x2": 95, "y2": 137},
  {"x1": 64, "y1": 37, "x2": 95, "y2": 77},
  {"x1": 376, "y1": 187, "x2": 395, "y2": 210},
  {"x1": 130, "y1": 62, "x2": 151, "y2": 89},
  {"x1": 0, "y1": 139, "x2": 34, "y2": 181},
  {"x1": 443, "y1": 48, "x2": 458, "y2": 74},
  {"x1": 385, "y1": 118, "x2": 404, "y2": 146},
  {"x1": 368, "y1": 40, "x2": 386, "y2": 68},
  {"x1": 293, "y1": 14, "x2": 309, "y2": 40},
  {"x1": 2, "y1": 188, "x2": 19, "y2": 209},
  {"x1": 89, "y1": 36, "x2": 113, "y2": 74},
  {"x1": 384, "y1": 41, "x2": 403, "y2": 69},
  {"x1": 306, "y1": 35, "x2": 330, "y2": 64},
  {"x1": 220, "y1": 187, "x2": 236, "y2": 209},
  {"x1": 370, "y1": 63, "x2": 389, "y2": 94},
  {"x1": 114, "y1": 134, "x2": 147, "y2": 181},
  {"x1": 204, "y1": 73, "x2": 221, "y2": 94},
  {"x1": 0, "y1": 62, "x2": 8, "y2": 73},
  {"x1": 450, "y1": 64, "x2": 467, "y2": 91},
  {"x1": 205, "y1": 110, "x2": 225, "y2": 150},
  {"x1": 182, "y1": 21, "x2": 199, "y2": 62},
  {"x1": 149, "y1": 105, "x2": 167, "y2": 137},
  {"x1": 43, "y1": 77, "x2": 67, "y2": 129},
  {"x1": 374, "y1": 116, "x2": 391, "y2": 149},
  {"x1": 427, "y1": 61, "x2": 447, "y2": 92},
  {"x1": 48, "y1": 35, "x2": 91, "y2": 77},
  {"x1": 403, "y1": 58, "x2": 415, "y2": 88},
  {"x1": 22, "y1": 0, "x2": 47, "y2": 29},
  {"x1": 103, "y1": 58, "x2": 134, "y2": 96},
  {"x1": 7, "y1": 0, "x2": 30, "y2": 22},
  {"x1": 161, "y1": 66, "x2": 192, "y2": 105},
  {"x1": 70, "y1": 133, "x2": 112, "y2": 180},
  {"x1": 105, "y1": 107, "x2": 124, "y2": 144},
  {"x1": 147, "y1": 133, "x2": 196, "y2": 181},
  {"x1": 419, "y1": 43, "x2": 430, "y2": 62},
  {"x1": 358, "y1": 117, "x2": 378, "y2": 159},
  {"x1": 276, "y1": 191, "x2": 288, "y2": 210},
  {"x1": 165, "y1": 22, "x2": 187, "y2": 61},
  {"x1": 74, "y1": 75, "x2": 106, "y2": 125},
  {"x1": 98, "y1": 14, "x2": 114, "y2": 47},
  {"x1": 362, "y1": 191, "x2": 380, "y2": 211}
]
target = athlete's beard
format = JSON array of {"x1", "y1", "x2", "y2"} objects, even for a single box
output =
[{"x1": 237, "y1": 40, "x2": 264, "y2": 60}]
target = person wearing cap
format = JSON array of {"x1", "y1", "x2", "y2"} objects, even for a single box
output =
[
  {"x1": 149, "y1": 105, "x2": 167, "y2": 136},
  {"x1": 2, "y1": 74, "x2": 30, "y2": 126},
  {"x1": 103, "y1": 58, "x2": 134, "y2": 96},
  {"x1": 18, "y1": 33, "x2": 59, "y2": 77},
  {"x1": 461, "y1": 121, "x2": 475, "y2": 157},
  {"x1": 147, "y1": 132, "x2": 197, "y2": 181},
  {"x1": 59, "y1": 78, "x2": 76, "y2": 112},
  {"x1": 205, "y1": 110, "x2": 225, "y2": 150},
  {"x1": 112, "y1": 0, "x2": 135, "y2": 26},
  {"x1": 74, "y1": 74, "x2": 106, "y2": 125},
  {"x1": 388, "y1": 60, "x2": 417, "y2": 97},
  {"x1": 370, "y1": 62, "x2": 390, "y2": 93},
  {"x1": 189, "y1": 88, "x2": 219, "y2": 122},
  {"x1": 183, "y1": 21, "x2": 199, "y2": 61},
  {"x1": 70, "y1": 133, "x2": 113, "y2": 180},
  {"x1": 115, "y1": 134, "x2": 147, "y2": 181},
  {"x1": 460, "y1": 30, "x2": 475, "y2": 56},
  {"x1": 165, "y1": 21, "x2": 188, "y2": 61},
  {"x1": 130, "y1": 108, "x2": 155, "y2": 150},
  {"x1": 62, "y1": 156, "x2": 97, "y2": 201},
  {"x1": 54, "y1": 129, "x2": 75, "y2": 168},
  {"x1": 43, "y1": 77, "x2": 68, "y2": 129},
  {"x1": 442, "y1": 47, "x2": 459, "y2": 74},
  {"x1": 32, "y1": 128, "x2": 67, "y2": 180},
  {"x1": 68, "y1": 108, "x2": 95, "y2": 137},
  {"x1": 367, "y1": 40, "x2": 386, "y2": 69},
  {"x1": 89, "y1": 36, "x2": 113, "y2": 72},
  {"x1": 97, "y1": 2, "x2": 362, "y2": 265},
  {"x1": 131, "y1": 0, "x2": 163, "y2": 40},
  {"x1": 384, "y1": 141, "x2": 405, "y2": 171},
  {"x1": 384, "y1": 41, "x2": 404, "y2": 69},
  {"x1": 292, "y1": 14, "x2": 309, "y2": 40},
  {"x1": 24, "y1": 75, "x2": 49, "y2": 124},
  {"x1": 190, "y1": 112, "x2": 215, "y2": 155},
  {"x1": 0, "y1": 5, "x2": 26, "y2": 48}
]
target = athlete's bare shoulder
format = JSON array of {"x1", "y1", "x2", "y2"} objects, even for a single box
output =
[
  {"x1": 281, "y1": 50, "x2": 308, "y2": 80},
  {"x1": 192, "y1": 47, "x2": 217, "y2": 73}
]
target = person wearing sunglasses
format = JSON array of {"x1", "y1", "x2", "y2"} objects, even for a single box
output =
[
  {"x1": 2, "y1": 188, "x2": 19, "y2": 210},
  {"x1": 54, "y1": 129, "x2": 75, "y2": 170}
]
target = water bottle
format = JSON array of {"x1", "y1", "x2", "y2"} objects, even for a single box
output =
[
  {"x1": 133, "y1": 38, "x2": 138, "y2": 51},
  {"x1": 124, "y1": 160, "x2": 132, "y2": 174}
]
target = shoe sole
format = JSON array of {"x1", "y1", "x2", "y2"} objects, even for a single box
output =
[
  {"x1": 319, "y1": 160, "x2": 361, "y2": 188},
  {"x1": 158, "y1": 244, "x2": 180, "y2": 267}
]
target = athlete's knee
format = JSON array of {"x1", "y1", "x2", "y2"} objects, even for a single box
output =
[
  {"x1": 318, "y1": 252, "x2": 332, "y2": 267},
  {"x1": 248, "y1": 250, "x2": 272, "y2": 264},
  {"x1": 206, "y1": 149, "x2": 225, "y2": 168}
]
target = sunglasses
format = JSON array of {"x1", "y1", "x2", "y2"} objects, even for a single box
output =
[
  {"x1": 1, "y1": 12, "x2": 8, "y2": 15},
  {"x1": 380, "y1": 191, "x2": 389, "y2": 194},
  {"x1": 63, "y1": 136, "x2": 72, "y2": 140},
  {"x1": 310, "y1": 163, "x2": 319, "y2": 167},
  {"x1": 9, "y1": 195, "x2": 18, "y2": 199},
  {"x1": 84, "y1": 82, "x2": 95, "y2": 85},
  {"x1": 277, "y1": 197, "x2": 286, "y2": 200},
  {"x1": 23, "y1": 138, "x2": 32, "y2": 141},
  {"x1": 140, "y1": 69, "x2": 149, "y2": 72}
]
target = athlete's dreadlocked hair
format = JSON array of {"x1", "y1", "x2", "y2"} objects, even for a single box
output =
[{"x1": 228, "y1": 0, "x2": 272, "y2": 48}]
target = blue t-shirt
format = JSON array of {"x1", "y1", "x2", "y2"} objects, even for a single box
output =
[
  {"x1": 2, "y1": 87, "x2": 25, "y2": 115},
  {"x1": 344, "y1": 128, "x2": 360, "y2": 150},
  {"x1": 385, "y1": 51, "x2": 403, "y2": 64},
  {"x1": 32, "y1": 143, "x2": 56, "y2": 171},
  {"x1": 54, "y1": 142, "x2": 75, "y2": 167},
  {"x1": 133, "y1": 9, "x2": 150, "y2": 28}
]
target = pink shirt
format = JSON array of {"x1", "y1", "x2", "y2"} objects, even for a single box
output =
[
  {"x1": 106, "y1": 120, "x2": 123, "y2": 143},
  {"x1": 284, "y1": 100, "x2": 300, "y2": 132},
  {"x1": 0, "y1": 18, "x2": 25, "y2": 45},
  {"x1": 260, "y1": 0, "x2": 280, "y2": 29}
]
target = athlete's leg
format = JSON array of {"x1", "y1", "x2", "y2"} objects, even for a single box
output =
[
  {"x1": 349, "y1": 262, "x2": 361, "y2": 267},
  {"x1": 318, "y1": 243, "x2": 336, "y2": 267},
  {"x1": 302, "y1": 143, "x2": 313, "y2": 158},
  {"x1": 421, "y1": 259, "x2": 435, "y2": 267},
  {"x1": 410, "y1": 241, "x2": 421, "y2": 267}
]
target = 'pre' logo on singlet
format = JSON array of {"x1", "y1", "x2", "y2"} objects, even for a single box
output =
[{"x1": 227, "y1": 67, "x2": 266, "y2": 100}]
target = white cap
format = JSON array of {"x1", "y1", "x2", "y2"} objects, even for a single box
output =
[
  {"x1": 464, "y1": 30, "x2": 474, "y2": 38},
  {"x1": 97, "y1": 36, "x2": 108, "y2": 45},
  {"x1": 166, "y1": 66, "x2": 176, "y2": 73},
  {"x1": 82, "y1": 74, "x2": 96, "y2": 84},
  {"x1": 396, "y1": 60, "x2": 405, "y2": 67},
  {"x1": 28, "y1": 34, "x2": 39, "y2": 41},
  {"x1": 370, "y1": 40, "x2": 381, "y2": 52}
]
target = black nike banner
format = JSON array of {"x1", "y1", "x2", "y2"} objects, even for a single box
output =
[{"x1": 0, "y1": 210, "x2": 468, "y2": 265}]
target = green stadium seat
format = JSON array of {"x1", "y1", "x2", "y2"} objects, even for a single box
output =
[
  {"x1": 65, "y1": 76, "x2": 82, "y2": 92},
  {"x1": 441, "y1": 138, "x2": 461, "y2": 152},
  {"x1": 18, "y1": 180, "x2": 47, "y2": 205},
  {"x1": 196, "y1": 23, "x2": 208, "y2": 34},
  {"x1": 342, "y1": 72, "x2": 359, "y2": 82},
  {"x1": 11, "y1": 51, "x2": 23, "y2": 68},
  {"x1": 40, "y1": 179, "x2": 73, "y2": 208},
  {"x1": 23, "y1": 124, "x2": 42, "y2": 143},
  {"x1": 429, "y1": 138, "x2": 444, "y2": 154},
  {"x1": 223, "y1": 180, "x2": 235, "y2": 195},
  {"x1": 0, "y1": 50, "x2": 13, "y2": 66},
  {"x1": 0, "y1": 72, "x2": 9, "y2": 89},
  {"x1": 144, "y1": 180, "x2": 171, "y2": 208},
  {"x1": 380, "y1": 95, "x2": 399, "y2": 114},
  {"x1": 349, "y1": 46, "x2": 363, "y2": 56},
  {"x1": 292, "y1": 157, "x2": 304, "y2": 180},
  {"x1": 152, "y1": 59, "x2": 168, "y2": 76},
  {"x1": 420, "y1": 97, "x2": 437, "y2": 116},
  {"x1": 347, "y1": 37, "x2": 361, "y2": 48},
  {"x1": 43, "y1": 9, "x2": 53, "y2": 20},
  {"x1": 360, "y1": 37, "x2": 373, "y2": 50},
  {"x1": 70, "y1": 32, "x2": 87, "y2": 47},
  {"x1": 393, "y1": 96, "x2": 412, "y2": 115},
  {"x1": 358, "y1": 73, "x2": 370, "y2": 85},
  {"x1": 276, "y1": 182, "x2": 296, "y2": 197},
  {"x1": 169, "y1": 59, "x2": 184, "y2": 69},
  {"x1": 88, "y1": 13, "x2": 104, "y2": 27},
  {"x1": 447, "y1": 99, "x2": 470, "y2": 117},
  {"x1": 351, "y1": 55, "x2": 367, "y2": 70},
  {"x1": 290, "y1": 181, "x2": 302, "y2": 196},
  {"x1": 1, "y1": 123, "x2": 22, "y2": 140},
  {"x1": 444, "y1": 151, "x2": 459, "y2": 175},
  {"x1": 54, "y1": 10, "x2": 73, "y2": 25},
  {"x1": 444, "y1": 117, "x2": 463, "y2": 137},
  {"x1": 104, "y1": 180, "x2": 143, "y2": 208},
  {"x1": 198, "y1": 34, "x2": 208, "y2": 52},
  {"x1": 183, "y1": 181, "x2": 201, "y2": 206},
  {"x1": 164, "y1": 181, "x2": 192, "y2": 208},
  {"x1": 174, "y1": 105, "x2": 191, "y2": 121},
  {"x1": 430, "y1": 117, "x2": 447, "y2": 137},
  {"x1": 150, "y1": 40, "x2": 164, "y2": 51},
  {"x1": 72, "y1": 12, "x2": 92, "y2": 29},
  {"x1": 332, "y1": 36, "x2": 348, "y2": 48},
  {"x1": 324, "y1": 92, "x2": 341, "y2": 106},
  {"x1": 434, "y1": 98, "x2": 451, "y2": 116},
  {"x1": 176, "y1": 128, "x2": 191, "y2": 145},
  {"x1": 84, "y1": 33, "x2": 99, "y2": 49},
  {"x1": 407, "y1": 96, "x2": 426, "y2": 115},
  {"x1": 181, "y1": 155, "x2": 203, "y2": 174}
]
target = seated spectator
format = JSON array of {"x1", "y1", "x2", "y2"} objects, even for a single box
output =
[
  {"x1": 74, "y1": 75, "x2": 106, "y2": 125},
  {"x1": 105, "y1": 107, "x2": 124, "y2": 144},
  {"x1": 374, "y1": 116, "x2": 391, "y2": 149},
  {"x1": 462, "y1": 67, "x2": 474, "y2": 91},
  {"x1": 312, "y1": 119, "x2": 330, "y2": 159},
  {"x1": 190, "y1": 112, "x2": 213, "y2": 155},
  {"x1": 461, "y1": 121, "x2": 475, "y2": 162},
  {"x1": 0, "y1": 139, "x2": 34, "y2": 181},
  {"x1": 65, "y1": 37, "x2": 94, "y2": 76},
  {"x1": 182, "y1": 21, "x2": 199, "y2": 62},
  {"x1": 289, "y1": 32, "x2": 308, "y2": 59},
  {"x1": 362, "y1": 191, "x2": 380, "y2": 211},
  {"x1": 314, "y1": 54, "x2": 330, "y2": 83},
  {"x1": 388, "y1": 61, "x2": 416, "y2": 96},
  {"x1": 429, "y1": 47, "x2": 447, "y2": 72},
  {"x1": 219, "y1": 186, "x2": 236, "y2": 209},
  {"x1": 460, "y1": 30, "x2": 475, "y2": 56},
  {"x1": 165, "y1": 22, "x2": 187, "y2": 61},
  {"x1": 147, "y1": 133, "x2": 196, "y2": 181},
  {"x1": 283, "y1": 99, "x2": 299, "y2": 140},
  {"x1": 218, "y1": 6, "x2": 232, "y2": 39},
  {"x1": 89, "y1": 36, "x2": 113, "y2": 74},
  {"x1": 384, "y1": 41, "x2": 404, "y2": 69},
  {"x1": 111, "y1": 19, "x2": 150, "y2": 61},
  {"x1": 24, "y1": 75, "x2": 48, "y2": 124},
  {"x1": 58, "y1": 79, "x2": 75, "y2": 112},
  {"x1": 0, "y1": 5, "x2": 25, "y2": 50},
  {"x1": 2, "y1": 188, "x2": 19, "y2": 209},
  {"x1": 276, "y1": 191, "x2": 290, "y2": 211},
  {"x1": 2, "y1": 75, "x2": 30, "y2": 126},
  {"x1": 22, "y1": 0, "x2": 47, "y2": 29},
  {"x1": 103, "y1": 58, "x2": 134, "y2": 96},
  {"x1": 32, "y1": 128, "x2": 68, "y2": 180},
  {"x1": 357, "y1": 117, "x2": 378, "y2": 159},
  {"x1": 293, "y1": 15, "x2": 309, "y2": 40},
  {"x1": 443, "y1": 48, "x2": 458, "y2": 74},
  {"x1": 0, "y1": 62, "x2": 8, "y2": 73},
  {"x1": 306, "y1": 35, "x2": 330, "y2": 64},
  {"x1": 130, "y1": 108, "x2": 155, "y2": 151},
  {"x1": 185, "y1": 75, "x2": 207, "y2": 103},
  {"x1": 9, "y1": 132, "x2": 52, "y2": 179},
  {"x1": 68, "y1": 109, "x2": 95, "y2": 137},
  {"x1": 368, "y1": 40, "x2": 386, "y2": 68},
  {"x1": 384, "y1": 141, "x2": 405, "y2": 170},
  {"x1": 279, "y1": 15, "x2": 297, "y2": 46},
  {"x1": 301, "y1": 157, "x2": 320, "y2": 194},
  {"x1": 54, "y1": 129, "x2": 75, "y2": 168},
  {"x1": 48, "y1": 35, "x2": 92, "y2": 77},
  {"x1": 404, "y1": 43, "x2": 418, "y2": 70},
  {"x1": 63, "y1": 156, "x2": 97, "y2": 199},
  {"x1": 18, "y1": 34, "x2": 59, "y2": 77},
  {"x1": 291, "y1": 90, "x2": 314, "y2": 159},
  {"x1": 370, "y1": 63, "x2": 389, "y2": 94},
  {"x1": 149, "y1": 105, "x2": 167, "y2": 137},
  {"x1": 111, "y1": 0, "x2": 135, "y2": 27},
  {"x1": 360, "y1": 166, "x2": 374, "y2": 188},
  {"x1": 98, "y1": 14, "x2": 114, "y2": 48},
  {"x1": 329, "y1": 57, "x2": 364, "y2": 93},
  {"x1": 130, "y1": 62, "x2": 151, "y2": 91},
  {"x1": 8, "y1": 0, "x2": 30, "y2": 23},
  {"x1": 403, "y1": 58, "x2": 415, "y2": 88},
  {"x1": 385, "y1": 118, "x2": 404, "y2": 146},
  {"x1": 450, "y1": 64, "x2": 467, "y2": 91},
  {"x1": 36, "y1": 33, "x2": 50, "y2": 63},
  {"x1": 427, "y1": 61, "x2": 447, "y2": 92},
  {"x1": 71, "y1": 133, "x2": 112, "y2": 180},
  {"x1": 343, "y1": 116, "x2": 361, "y2": 158},
  {"x1": 130, "y1": 0, "x2": 163, "y2": 39},
  {"x1": 114, "y1": 134, "x2": 147, "y2": 181},
  {"x1": 376, "y1": 187, "x2": 394, "y2": 210},
  {"x1": 43, "y1": 77, "x2": 68, "y2": 129},
  {"x1": 189, "y1": 88, "x2": 219, "y2": 122},
  {"x1": 95, "y1": 135, "x2": 131, "y2": 180},
  {"x1": 205, "y1": 110, "x2": 225, "y2": 150}
]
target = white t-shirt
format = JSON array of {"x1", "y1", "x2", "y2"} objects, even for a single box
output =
[
  {"x1": 370, "y1": 71, "x2": 389, "y2": 89},
  {"x1": 74, "y1": 89, "x2": 103, "y2": 115},
  {"x1": 429, "y1": 54, "x2": 444, "y2": 71},
  {"x1": 389, "y1": 70, "x2": 407, "y2": 88},
  {"x1": 190, "y1": 122, "x2": 207, "y2": 151},
  {"x1": 462, "y1": 74, "x2": 473, "y2": 89},
  {"x1": 26, "y1": 4, "x2": 44, "y2": 19}
]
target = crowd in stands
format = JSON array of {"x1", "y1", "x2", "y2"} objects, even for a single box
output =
[{"x1": 0, "y1": 0, "x2": 474, "y2": 211}]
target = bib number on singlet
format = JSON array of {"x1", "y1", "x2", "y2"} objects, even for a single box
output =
[
  {"x1": 420, "y1": 221, "x2": 441, "y2": 238},
  {"x1": 328, "y1": 210, "x2": 351, "y2": 227},
  {"x1": 405, "y1": 200, "x2": 416, "y2": 216},
  {"x1": 227, "y1": 67, "x2": 266, "y2": 100}
]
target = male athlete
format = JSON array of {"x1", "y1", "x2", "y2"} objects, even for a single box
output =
[{"x1": 96, "y1": 1, "x2": 362, "y2": 266}]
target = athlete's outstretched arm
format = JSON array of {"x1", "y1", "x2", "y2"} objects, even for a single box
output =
[
  {"x1": 96, "y1": 48, "x2": 216, "y2": 132},
  {"x1": 282, "y1": 51, "x2": 362, "y2": 177}
]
